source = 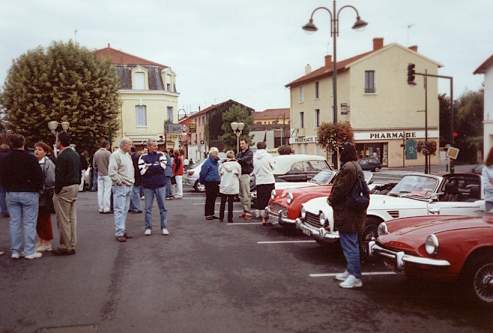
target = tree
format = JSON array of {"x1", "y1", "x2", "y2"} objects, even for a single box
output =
[
  {"x1": 317, "y1": 121, "x2": 354, "y2": 167},
  {"x1": 454, "y1": 90, "x2": 484, "y2": 163},
  {"x1": 439, "y1": 93, "x2": 452, "y2": 147},
  {"x1": 0, "y1": 41, "x2": 120, "y2": 153},
  {"x1": 219, "y1": 104, "x2": 253, "y2": 151}
]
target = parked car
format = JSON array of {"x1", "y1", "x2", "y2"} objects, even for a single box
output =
[
  {"x1": 297, "y1": 173, "x2": 484, "y2": 257},
  {"x1": 369, "y1": 212, "x2": 492, "y2": 306},
  {"x1": 184, "y1": 153, "x2": 227, "y2": 192},
  {"x1": 358, "y1": 156, "x2": 381, "y2": 171}
]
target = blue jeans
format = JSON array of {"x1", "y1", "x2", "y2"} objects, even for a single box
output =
[
  {"x1": 0, "y1": 186, "x2": 7, "y2": 215},
  {"x1": 339, "y1": 232, "x2": 362, "y2": 279},
  {"x1": 112, "y1": 185, "x2": 132, "y2": 237},
  {"x1": 144, "y1": 187, "x2": 167, "y2": 230},
  {"x1": 6, "y1": 192, "x2": 39, "y2": 256},
  {"x1": 129, "y1": 185, "x2": 142, "y2": 212},
  {"x1": 164, "y1": 176, "x2": 173, "y2": 197}
]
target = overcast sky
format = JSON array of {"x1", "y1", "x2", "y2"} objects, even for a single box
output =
[{"x1": 1, "y1": 0, "x2": 491, "y2": 114}]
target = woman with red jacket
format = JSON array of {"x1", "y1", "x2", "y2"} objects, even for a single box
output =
[{"x1": 173, "y1": 149, "x2": 184, "y2": 198}]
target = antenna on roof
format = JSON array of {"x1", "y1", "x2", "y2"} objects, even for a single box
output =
[
  {"x1": 406, "y1": 24, "x2": 415, "y2": 45},
  {"x1": 74, "y1": 29, "x2": 78, "y2": 43}
]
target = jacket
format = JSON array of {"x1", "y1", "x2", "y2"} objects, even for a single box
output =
[
  {"x1": 199, "y1": 156, "x2": 220, "y2": 183},
  {"x1": 39, "y1": 157, "x2": 56, "y2": 190},
  {"x1": 93, "y1": 148, "x2": 111, "y2": 176},
  {"x1": 109, "y1": 149, "x2": 135, "y2": 186},
  {"x1": 55, "y1": 147, "x2": 81, "y2": 194},
  {"x1": 164, "y1": 154, "x2": 173, "y2": 177},
  {"x1": 0, "y1": 150, "x2": 43, "y2": 193},
  {"x1": 131, "y1": 152, "x2": 142, "y2": 186},
  {"x1": 253, "y1": 149, "x2": 275, "y2": 185},
  {"x1": 138, "y1": 151, "x2": 166, "y2": 189},
  {"x1": 219, "y1": 160, "x2": 241, "y2": 195},
  {"x1": 173, "y1": 156, "x2": 184, "y2": 176},
  {"x1": 328, "y1": 161, "x2": 367, "y2": 234},
  {"x1": 237, "y1": 148, "x2": 254, "y2": 175}
]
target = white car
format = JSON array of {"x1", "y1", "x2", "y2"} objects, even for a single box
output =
[
  {"x1": 296, "y1": 173, "x2": 484, "y2": 255},
  {"x1": 184, "y1": 153, "x2": 227, "y2": 192}
]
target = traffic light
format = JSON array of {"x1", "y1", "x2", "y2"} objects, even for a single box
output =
[{"x1": 407, "y1": 63, "x2": 416, "y2": 85}]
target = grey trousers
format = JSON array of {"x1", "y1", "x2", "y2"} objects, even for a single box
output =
[{"x1": 239, "y1": 174, "x2": 251, "y2": 213}]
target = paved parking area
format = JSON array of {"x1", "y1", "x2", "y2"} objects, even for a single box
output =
[{"x1": 0, "y1": 187, "x2": 492, "y2": 332}]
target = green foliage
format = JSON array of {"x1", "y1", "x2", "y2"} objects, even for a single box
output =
[
  {"x1": 454, "y1": 90, "x2": 484, "y2": 162},
  {"x1": 317, "y1": 121, "x2": 354, "y2": 152},
  {"x1": 219, "y1": 105, "x2": 253, "y2": 151},
  {"x1": 0, "y1": 41, "x2": 120, "y2": 153},
  {"x1": 438, "y1": 93, "x2": 452, "y2": 146}
]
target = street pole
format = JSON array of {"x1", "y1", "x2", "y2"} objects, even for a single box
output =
[
  {"x1": 332, "y1": 0, "x2": 338, "y2": 126},
  {"x1": 236, "y1": 132, "x2": 240, "y2": 154},
  {"x1": 449, "y1": 77, "x2": 455, "y2": 174},
  {"x1": 424, "y1": 69, "x2": 429, "y2": 174}
]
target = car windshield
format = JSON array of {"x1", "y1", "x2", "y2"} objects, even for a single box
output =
[
  {"x1": 309, "y1": 170, "x2": 335, "y2": 185},
  {"x1": 388, "y1": 175, "x2": 438, "y2": 199}
]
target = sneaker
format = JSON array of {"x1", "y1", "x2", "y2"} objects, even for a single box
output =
[
  {"x1": 115, "y1": 236, "x2": 127, "y2": 242},
  {"x1": 25, "y1": 252, "x2": 43, "y2": 260},
  {"x1": 11, "y1": 252, "x2": 22, "y2": 259},
  {"x1": 334, "y1": 270, "x2": 350, "y2": 281},
  {"x1": 161, "y1": 228, "x2": 169, "y2": 236},
  {"x1": 36, "y1": 244, "x2": 52, "y2": 252},
  {"x1": 145, "y1": 229, "x2": 152, "y2": 236},
  {"x1": 339, "y1": 275, "x2": 363, "y2": 289},
  {"x1": 0, "y1": 251, "x2": 4, "y2": 256}
]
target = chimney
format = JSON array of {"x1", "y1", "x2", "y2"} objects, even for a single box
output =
[
  {"x1": 107, "y1": 43, "x2": 111, "y2": 48},
  {"x1": 373, "y1": 38, "x2": 384, "y2": 51},
  {"x1": 304, "y1": 64, "x2": 312, "y2": 74},
  {"x1": 409, "y1": 45, "x2": 418, "y2": 52},
  {"x1": 325, "y1": 55, "x2": 332, "y2": 67}
]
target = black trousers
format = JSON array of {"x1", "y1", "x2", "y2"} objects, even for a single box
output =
[
  {"x1": 219, "y1": 194, "x2": 234, "y2": 222},
  {"x1": 204, "y1": 182, "x2": 219, "y2": 217}
]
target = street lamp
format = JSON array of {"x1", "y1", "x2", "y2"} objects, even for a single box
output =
[
  {"x1": 230, "y1": 122, "x2": 245, "y2": 153},
  {"x1": 303, "y1": 1, "x2": 367, "y2": 168},
  {"x1": 48, "y1": 120, "x2": 70, "y2": 157}
]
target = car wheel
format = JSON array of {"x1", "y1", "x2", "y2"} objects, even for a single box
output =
[
  {"x1": 461, "y1": 253, "x2": 493, "y2": 306},
  {"x1": 194, "y1": 180, "x2": 205, "y2": 192},
  {"x1": 360, "y1": 217, "x2": 382, "y2": 261}
]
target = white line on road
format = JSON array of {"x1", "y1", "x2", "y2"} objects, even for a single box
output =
[
  {"x1": 309, "y1": 272, "x2": 397, "y2": 278},
  {"x1": 257, "y1": 240, "x2": 316, "y2": 244},
  {"x1": 227, "y1": 222, "x2": 263, "y2": 225}
]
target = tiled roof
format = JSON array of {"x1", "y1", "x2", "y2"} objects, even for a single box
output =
[
  {"x1": 254, "y1": 108, "x2": 290, "y2": 120},
  {"x1": 286, "y1": 50, "x2": 374, "y2": 88},
  {"x1": 474, "y1": 54, "x2": 493, "y2": 74},
  {"x1": 94, "y1": 45, "x2": 168, "y2": 68},
  {"x1": 187, "y1": 99, "x2": 252, "y2": 119}
]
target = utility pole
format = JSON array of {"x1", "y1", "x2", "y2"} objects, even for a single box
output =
[{"x1": 424, "y1": 69, "x2": 429, "y2": 174}]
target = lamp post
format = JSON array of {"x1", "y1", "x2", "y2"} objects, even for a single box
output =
[
  {"x1": 302, "y1": 1, "x2": 367, "y2": 168},
  {"x1": 48, "y1": 120, "x2": 70, "y2": 157},
  {"x1": 230, "y1": 122, "x2": 245, "y2": 153}
]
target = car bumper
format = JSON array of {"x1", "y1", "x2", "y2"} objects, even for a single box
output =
[
  {"x1": 369, "y1": 241, "x2": 451, "y2": 271},
  {"x1": 295, "y1": 218, "x2": 339, "y2": 242},
  {"x1": 265, "y1": 207, "x2": 296, "y2": 225}
]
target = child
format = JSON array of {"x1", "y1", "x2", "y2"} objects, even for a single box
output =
[{"x1": 219, "y1": 150, "x2": 241, "y2": 223}]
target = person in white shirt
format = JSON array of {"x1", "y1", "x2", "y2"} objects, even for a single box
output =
[
  {"x1": 253, "y1": 141, "x2": 275, "y2": 225},
  {"x1": 219, "y1": 151, "x2": 241, "y2": 223},
  {"x1": 482, "y1": 147, "x2": 493, "y2": 212}
]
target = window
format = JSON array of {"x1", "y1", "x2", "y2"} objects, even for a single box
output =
[
  {"x1": 135, "y1": 105, "x2": 147, "y2": 127},
  {"x1": 134, "y1": 72, "x2": 145, "y2": 90},
  {"x1": 299, "y1": 86, "x2": 304, "y2": 103},
  {"x1": 315, "y1": 109, "x2": 320, "y2": 127},
  {"x1": 166, "y1": 83, "x2": 171, "y2": 91},
  {"x1": 315, "y1": 81, "x2": 320, "y2": 98},
  {"x1": 167, "y1": 106, "x2": 174, "y2": 122},
  {"x1": 365, "y1": 70, "x2": 375, "y2": 93},
  {"x1": 300, "y1": 112, "x2": 304, "y2": 128},
  {"x1": 290, "y1": 162, "x2": 305, "y2": 173}
]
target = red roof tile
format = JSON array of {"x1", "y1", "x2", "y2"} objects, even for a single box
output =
[
  {"x1": 474, "y1": 54, "x2": 493, "y2": 74},
  {"x1": 94, "y1": 45, "x2": 168, "y2": 68},
  {"x1": 254, "y1": 108, "x2": 290, "y2": 120}
]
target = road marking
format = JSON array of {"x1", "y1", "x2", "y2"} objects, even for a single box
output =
[
  {"x1": 257, "y1": 240, "x2": 316, "y2": 244},
  {"x1": 227, "y1": 222, "x2": 263, "y2": 225},
  {"x1": 309, "y1": 271, "x2": 397, "y2": 278}
]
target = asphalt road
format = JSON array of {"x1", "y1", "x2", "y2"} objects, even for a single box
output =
[{"x1": 0, "y1": 187, "x2": 492, "y2": 333}]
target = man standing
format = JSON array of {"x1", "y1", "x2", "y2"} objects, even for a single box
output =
[
  {"x1": 236, "y1": 139, "x2": 253, "y2": 219},
  {"x1": 129, "y1": 146, "x2": 142, "y2": 213},
  {"x1": 0, "y1": 134, "x2": 43, "y2": 259},
  {"x1": 138, "y1": 139, "x2": 169, "y2": 236},
  {"x1": 164, "y1": 149, "x2": 174, "y2": 199},
  {"x1": 109, "y1": 138, "x2": 135, "y2": 242},
  {"x1": 0, "y1": 143, "x2": 11, "y2": 218},
  {"x1": 52, "y1": 132, "x2": 81, "y2": 256},
  {"x1": 93, "y1": 139, "x2": 112, "y2": 214}
]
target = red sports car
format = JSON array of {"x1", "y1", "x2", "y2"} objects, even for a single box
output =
[{"x1": 370, "y1": 212, "x2": 493, "y2": 306}]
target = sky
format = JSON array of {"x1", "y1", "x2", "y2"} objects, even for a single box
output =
[{"x1": 0, "y1": 0, "x2": 491, "y2": 115}]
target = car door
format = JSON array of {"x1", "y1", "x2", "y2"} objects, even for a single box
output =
[{"x1": 429, "y1": 175, "x2": 484, "y2": 215}]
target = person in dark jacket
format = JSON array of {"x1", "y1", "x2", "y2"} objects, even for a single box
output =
[
  {"x1": 0, "y1": 143, "x2": 11, "y2": 218},
  {"x1": 138, "y1": 139, "x2": 169, "y2": 236},
  {"x1": 52, "y1": 132, "x2": 81, "y2": 256},
  {"x1": 328, "y1": 142, "x2": 367, "y2": 289},
  {"x1": 199, "y1": 147, "x2": 221, "y2": 220},
  {"x1": 236, "y1": 139, "x2": 253, "y2": 219},
  {"x1": 129, "y1": 147, "x2": 143, "y2": 213},
  {"x1": 0, "y1": 134, "x2": 44, "y2": 260}
]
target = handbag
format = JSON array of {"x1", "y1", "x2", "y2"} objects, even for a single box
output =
[
  {"x1": 39, "y1": 188, "x2": 55, "y2": 213},
  {"x1": 346, "y1": 162, "x2": 370, "y2": 212}
]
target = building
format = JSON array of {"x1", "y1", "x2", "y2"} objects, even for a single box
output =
[
  {"x1": 474, "y1": 54, "x2": 493, "y2": 155},
  {"x1": 180, "y1": 99, "x2": 254, "y2": 162},
  {"x1": 286, "y1": 38, "x2": 441, "y2": 168},
  {"x1": 95, "y1": 44, "x2": 179, "y2": 149},
  {"x1": 251, "y1": 108, "x2": 290, "y2": 149}
]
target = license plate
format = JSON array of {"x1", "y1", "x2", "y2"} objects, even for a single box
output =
[{"x1": 303, "y1": 229, "x2": 311, "y2": 237}]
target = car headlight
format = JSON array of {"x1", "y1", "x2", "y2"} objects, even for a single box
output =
[
  {"x1": 301, "y1": 207, "x2": 306, "y2": 219},
  {"x1": 425, "y1": 234, "x2": 439, "y2": 255},
  {"x1": 271, "y1": 189, "x2": 276, "y2": 200},
  {"x1": 287, "y1": 192, "x2": 294, "y2": 204},
  {"x1": 319, "y1": 212, "x2": 326, "y2": 226},
  {"x1": 377, "y1": 222, "x2": 389, "y2": 236}
]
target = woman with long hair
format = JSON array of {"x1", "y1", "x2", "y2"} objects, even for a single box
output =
[
  {"x1": 482, "y1": 147, "x2": 493, "y2": 212},
  {"x1": 34, "y1": 142, "x2": 56, "y2": 252}
]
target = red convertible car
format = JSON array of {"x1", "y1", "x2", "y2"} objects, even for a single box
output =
[{"x1": 369, "y1": 213, "x2": 493, "y2": 306}]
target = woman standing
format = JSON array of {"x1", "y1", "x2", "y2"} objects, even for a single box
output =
[
  {"x1": 219, "y1": 151, "x2": 241, "y2": 223},
  {"x1": 199, "y1": 147, "x2": 221, "y2": 220},
  {"x1": 482, "y1": 147, "x2": 493, "y2": 212},
  {"x1": 253, "y1": 142, "x2": 275, "y2": 225},
  {"x1": 34, "y1": 142, "x2": 56, "y2": 252},
  {"x1": 173, "y1": 149, "x2": 184, "y2": 199}
]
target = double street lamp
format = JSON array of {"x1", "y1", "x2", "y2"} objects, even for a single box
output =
[
  {"x1": 230, "y1": 122, "x2": 245, "y2": 153},
  {"x1": 48, "y1": 120, "x2": 70, "y2": 157}
]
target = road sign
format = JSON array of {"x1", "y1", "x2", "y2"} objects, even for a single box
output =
[
  {"x1": 166, "y1": 123, "x2": 183, "y2": 134},
  {"x1": 447, "y1": 147, "x2": 460, "y2": 160}
]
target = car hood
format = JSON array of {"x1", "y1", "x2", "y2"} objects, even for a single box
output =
[
  {"x1": 274, "y1": 182, "x2": 318, "y2": 191},
  {"x1": 368, "y1": 194, "x2": 428, "y2": 210}
]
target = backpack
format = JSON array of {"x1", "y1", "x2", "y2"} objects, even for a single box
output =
[{"x1": 346, "y1": 162, "x2": 370, "y2": 212}]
